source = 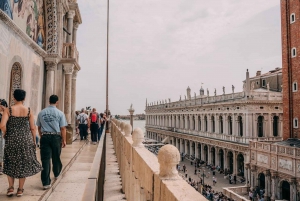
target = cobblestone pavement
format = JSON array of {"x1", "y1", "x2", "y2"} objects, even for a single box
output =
[{"x1": 178, "y1": 159, "x2": 245, "y2": 193}]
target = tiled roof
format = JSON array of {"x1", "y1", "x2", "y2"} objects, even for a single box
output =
[{"x1": 250, "y1": 69, "x2": 282, "y2": 79}]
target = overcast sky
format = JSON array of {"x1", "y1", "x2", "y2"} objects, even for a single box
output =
[{"x1": 76, "y1": 0, "x2": 281, "y2": 115}]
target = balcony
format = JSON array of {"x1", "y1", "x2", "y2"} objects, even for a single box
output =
[{"x1": 62, "y1": 43, "x2": 79, "y2": 62}]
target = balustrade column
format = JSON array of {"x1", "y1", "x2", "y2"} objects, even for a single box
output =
[
  {"x1": 67, "y1": 10, "x2": 75, "y2": 43},
  {"x1": 45, "y1": 62, "x2": 56, "y2": 106}
]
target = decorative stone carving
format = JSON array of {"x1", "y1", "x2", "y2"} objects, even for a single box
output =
[
  {"x1": 257, "y1": 154, "x2": 268, "y2": 164},
  {"x1": 45, "y1": 0, "x2": 58, "y2": 54},
  {"x1": 271, "y1": 157, "x2": 276, "y2": 167},
  {"x1": 132, "y1": 128, "x2": 144, "y2": 148},
  {"x1": 72, "y1": 70, "x2": 78, "y2": 79},
  {"x1": 45, "y1": 61, "x2": 56, "y2": 71},
  {"x1": 124, "y1": 124, "x2": 132, "y2": 137},
  {"x1": 278, "y1": 159, "x2": 293, "y2": 171},
  {"x1": 157, "y1": 144, "x2": 180, "y2": 179},
  {"x1": 67, "y1": 10, "x2": 76, "y2": 19},
  {"x1": 63, "y1": 64, "x2": 74, "y2": 74}
]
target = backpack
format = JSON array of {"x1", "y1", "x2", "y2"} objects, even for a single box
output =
[
  {"x1": 91, "y1": 113, "x2": 98, "y2": 123},
  {"x1": 79, "y1": 114, "x2": 86, "y2": 124}
]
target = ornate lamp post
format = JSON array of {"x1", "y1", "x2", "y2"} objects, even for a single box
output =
[{"x1": 128, "y1": 104, "x2": 135, "y2": 132}]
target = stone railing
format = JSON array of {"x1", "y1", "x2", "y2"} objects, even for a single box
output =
[
  {"x1": 146, "y1": 125, "x2": 282, "y2": 145},
  {"x1": 223, "y1": 186, "x2": 250, "y2": 201},
  {"x1": 111, "y1": 119, "x2": 206, "y2": 200},
  {"x1": 146, "y1": 90, "x2": 282, "y2": 111},
  {"x1": 62, "y1": 43, "x2": 79, "y2": 61}
]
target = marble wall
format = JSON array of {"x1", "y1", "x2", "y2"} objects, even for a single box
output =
[{"x1": 0, "y1": 20, "x2": 44, "y2": 115}]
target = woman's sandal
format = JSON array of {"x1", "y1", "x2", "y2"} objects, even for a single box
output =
[
  {"x1": 16, "y1": 188, "x2": 24, "y2": 197},
  {"x1": 6, "y1": 186, "x2": 14, "y2": 196}
]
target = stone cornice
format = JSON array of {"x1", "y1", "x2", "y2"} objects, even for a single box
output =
[
  {"x1": 69, "y1": 3, "x2": 82, "y2": 24},
  {"x1": 0, "y1": 10, "x2": 47, "y2": 58}
]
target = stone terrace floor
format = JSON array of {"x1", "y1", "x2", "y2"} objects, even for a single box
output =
[{"x1": 0, "y1": 136, "x2": 99, "y2": 201}]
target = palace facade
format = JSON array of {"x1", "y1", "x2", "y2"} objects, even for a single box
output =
[
  {"x1": 145, "y1": 68, "x2": 283, "y2": 199},
  {"x1": 0, "y1": 0, "x2": 82, "y2": 142}
]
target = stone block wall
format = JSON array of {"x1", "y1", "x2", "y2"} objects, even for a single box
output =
[{"x1": 111, "y1": 119, "x2": 206, "y2": 201}]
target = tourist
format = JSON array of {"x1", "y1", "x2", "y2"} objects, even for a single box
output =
[
  {"x1": 183, "y1": 164, "x2": 186, "y2": 172},
  {"x1": 249, "y1": 190, "x2": 253, "y2": 201},
  {"x1": 77, "y1": 108, "x2": 89, "y2": 140},
  {"x1": 89, "y1": 108, "x2": 99, "y2": 144},
  {"x1": 37, "y1": 95, "x2": 67, "y2": 190},
  {"x1": 212, "y1": 176, "x2": 217, "y2": 186},
  {"x1": 0, "y1": 89, "x2": 42, "y2": 196},
  {"x1": 0, "y1": 99, "x2": 8, "y2": 175},
  {"x1": 234, "y1": 174, "x2": 237, "y2": 184},
  {"x1": 75, "y1": 111, "x2": 79, "y2": 134},
  {"x1": 98, "y1": 113, "x2": 106, "y2": 141}
]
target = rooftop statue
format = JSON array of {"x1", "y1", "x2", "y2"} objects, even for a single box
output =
[
  {"x1": 232, "y1": 85, "x2": 235, "y2": 93},
  {"x1": 223, "y1": 86, "x2": 225, "y2": 94},
  {"x1": 207, "y1": 88, "x2": 209, "y2": 96},
  {"x1": 214, "y1": 88, "x2": 216, "y2": 96}
]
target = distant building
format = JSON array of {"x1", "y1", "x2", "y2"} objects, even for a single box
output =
[{"x1": 145, "y1": 69, "x2": 283, "y2": 187}]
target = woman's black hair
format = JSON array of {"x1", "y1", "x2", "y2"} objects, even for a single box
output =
[
  {"x1": 100, "y1": 113, "x2": 104, "y2": 118},
  {"x1": 0, "y1": 99, "x2": 8, "y2": 107},
  {"x1": 13, "y1": 89, "x2": 26, "y2": 101}
]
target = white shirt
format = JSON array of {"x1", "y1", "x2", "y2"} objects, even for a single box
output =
[{"x1": 77, "y1": 113, "x2": 88, "y2": 124}]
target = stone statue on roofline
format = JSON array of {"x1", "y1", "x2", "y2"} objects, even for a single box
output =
[
  {"x1": 179, "y1": 95, "x2": 181, "y2": 101},
  {"x1": 232, "y1": 85, "x2": 235, "y2": 93},
  {"x1": 214, "y1": 88, "x2": 216, "y2": 96},
  {"x1": 223, "y1": 86, "x2": 225, "y2": 94},
  {"x1": 207, "y1": 88, "x2": 209, "y2": 96},
  {"x1": 251, "y1": 82, "x2": 255, "y2": 91},
  {"x1": 194, "y1": 92, "x2": 196, "y2": 99}
]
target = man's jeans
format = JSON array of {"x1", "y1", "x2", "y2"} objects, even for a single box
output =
[
  {"x1": 40, "y1": 135, "x2": 62, "y2": 186},
  {"x1": 0, "y1": 130, "x2": 4, "y2": 163},
  {"x1": 98, "y1": 125, "x2": 104, "y2": 141},
  {"x1": 79, "y1": 124, "x2": 88, "y2": 140}
]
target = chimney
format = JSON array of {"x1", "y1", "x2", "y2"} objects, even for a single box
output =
[{"x1": 256, "y1": 71, "x2": 261, "y2": 76}]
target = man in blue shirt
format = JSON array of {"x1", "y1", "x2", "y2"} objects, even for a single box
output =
[{"x1": 36, "y1": 95, "x2": 67, "y2": 189}]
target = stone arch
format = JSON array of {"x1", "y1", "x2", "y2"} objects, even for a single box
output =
[
  {"x1": 219, "y1": 149, "x2": 224, "y2": 169},
  {"x1": 258, "y1": 116, "x2": 264, "y2": 137},
  {"x1": 258, "y1": 172, "x2": 265, "y2": 189},
  {"x1": 9, "y1": 62, "x2": 23, "y2": 105},
  {"x1": 204, "y1": 145, "x2": 208, "y2": 162},
  {"x1": 211, "y1": 115, "x2": 215, "y2": 132},
  {"x1": 211, "y1": 147, "x2": 216, "y2": 165},
  {"x1": 219, "y1": 115, "x2": 223, "y2": 134},
  {"x1": 238, "y1": 116, "x2": 243, "y2": 136},
  {"x1": 228, "y1": 115, "x2": 233, "y2": 135},
  {"x1": 227, "y1": 151, "x2": 234, "y2": 173},
  {"x1": 204, "y1": 115, "x2": 208, "y2": 132},
  {"x1": 273, "y1": 115, "x2": 279, "y2": 137},
  {"x1": 280, "y1": 180, "x2": 290, "y2": 200}
]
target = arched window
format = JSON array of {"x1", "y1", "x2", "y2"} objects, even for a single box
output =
[
  {"x1": 187, "y1": 116, "x2": 190, "y2": 130},
  {"x1": 183, "y1": 116, "x2": 185, "y2": 129},
  {"x1": 291, "y1": 13, "x2": 296, "y2": 23},
  {"x1": 238, "y1": 116, "x2": 243, "y2": 136},
  {"x1": 192, "y1": 116, "x2": 195, "y2": 130},
  {"x1": 10, "y1": 63, "x2": 22, "y2": 105},
  {"x1": 228, "y1": 116, "x2": 232, "y2": 135},
  {"x1": 258, "y1": 116, "x2": 264, "y2": 137},
  {"x1": 219, "y1": 116, "x2": 223, "y2": 134},
  {"x1": 273, "y1": 116, "x2": 279, "y2": 136},
  {"x1": 211, "y1": 116, "x2": 215, "y2": 132}
]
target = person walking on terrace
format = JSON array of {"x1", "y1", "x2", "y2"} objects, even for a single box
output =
[
  {"x1": 89, "y1": 108, "x2": 99, "y2": 144},
  {"x1": 0, "y1": 99, "x2": 8, "y2": 175},
  {"x1": 37, "y1": 95, "x2": 67, "y2": 190},
  {"x1": 77, "y1": 108, "x2": 88, "y2": 140},
  {"x1": 97, "y1": 113, "x2": 106, "y2": 141},
  {"x1": 0, "y1": 89, "x2": 42, "y2": 197}
]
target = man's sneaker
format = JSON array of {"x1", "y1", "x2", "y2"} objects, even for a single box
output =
[
  {"x1": 43, "y1": 185, "x2": 51, "y2": 190},
  {"x1": 55, "y1": 170, "x2": 62, "y2": 179}
]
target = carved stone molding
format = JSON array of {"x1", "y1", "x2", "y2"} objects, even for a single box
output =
[
  {"x1": 72, "y1": 70, "x2": 78, "y2": 79},
  {"x1": 45, "y1": 62, "x2": 57, "y2": 71},
  {"x1": 45, "y1": 0, "x2": 58, "y2": 54},
  {"x1": 63, "y1": 64, "x2": 74, "y2": 74},
  {"x1": 68, "y1": 10, "x2": 76, "y2": 19}
]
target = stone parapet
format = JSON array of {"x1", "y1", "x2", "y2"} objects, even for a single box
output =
[
  {"x1": 223, "y1": 186, "x2": 250, "y2": 201},
  {"x1": 111, "y1": 119, "x2": 206, "y2": 200}
]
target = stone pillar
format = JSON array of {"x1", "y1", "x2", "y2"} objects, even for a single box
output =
[
  {"x1": 189, "y1": 141, "x2": 193, "y2": 156},
  {"x1": 67, "y1": 10, "x2": 75, "y2": 43},
  {"x1": 207, "y1": 114, "x2": 211, "y2": 133},
  {"x1": 207, "y1": 145, "x2": 211, "y2": 164},
  {"x1": 245, "y1": 164, "x2": 250, "y2": 186},
  {"x1": 63, "y1": 64, "x2": 74, "y2": 144},
  {"x1": 232, "y1": 114, "x2": 236, "y2": 136},
  {"x1": 45, "y1": 62, "x2": 56, "y2": 106},
  {"x1": 185, "y1": 140, "x2": 188, "y2": 154},
  {"x1": 71, "y1": 70, "x2": 78, "y2": 140},
  {"x1": 224, "y1": 149, "x2": 228, "y2": 169},
  {"x1": 271, "y1": 171, "x2": 277, "y2": 201},
  {"x1": 279, "y1": 115, "x2": 283, "y2": 137},
  {"x1": 224, "y1": 114, "x2": 228, "y2": 135},
  {"x1": 201, "y1": 144, "x2": 205, "y2": 161},
  {"x1": 290, "y1": 178, "x2": 297, "y2": 201},
  {"x1": 253, "y1": 114, "x2": 258, "y2": 138},
  {"x1": 243, "y1": 113, "x2": 246, "y2": 137},
  {"x1": 195, "y1": 143, "x2": 199, "y2": 159},
  {"x1": 215, "y1": 116, "x2": 220, "y2": 134},
  {"x1": 215, "y1": 147, "x2": 219, "y2": 166},
  {"x1": 246, "y1": 113, "x2": 253, "y2": 138},
  {"x1": 73, "y1": 22, "x2": 79, "y2": 44},
  {"x1": 265, "y1": 170, "x2": 271, "y2": 201},
  {"x1": 233, "y1": 151, "x2": 237, "y2": 175}
]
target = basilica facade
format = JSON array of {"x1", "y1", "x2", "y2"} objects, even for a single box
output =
[{"x1": 0, "y1": 0, "x2": 82, "y2": 143}]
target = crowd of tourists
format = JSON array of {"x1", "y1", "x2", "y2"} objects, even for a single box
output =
[
  {"x1": 0, "y1": 89, "x2": 106, "y2": 197},
  {"x1": 177, "y1": 161, "x2": 248, "y2": 201}
]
